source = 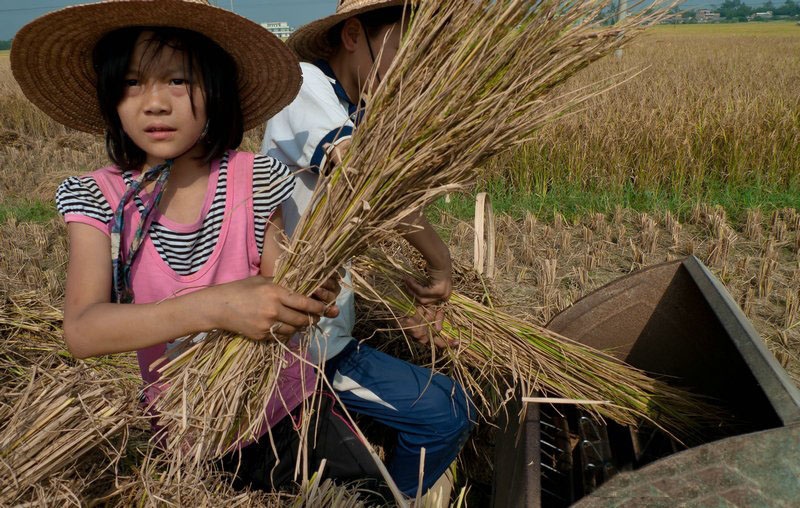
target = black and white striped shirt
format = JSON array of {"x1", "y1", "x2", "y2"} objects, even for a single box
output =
[{"x1": 55, "y1": 153, "x2": 294, "y2": 276}]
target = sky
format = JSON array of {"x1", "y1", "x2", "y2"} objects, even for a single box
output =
[
  {"x1": 0, "y1": 0, "x2": 337, "y2": 40},
  {"x1": 0, "y1": 0, "x2": 783, "y2": 40}
]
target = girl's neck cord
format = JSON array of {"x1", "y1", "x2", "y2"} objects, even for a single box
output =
[{"x1": 111, "y1": 160, "x2": 173, "y2": 303}]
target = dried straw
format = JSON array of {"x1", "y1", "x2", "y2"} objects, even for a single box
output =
[
  {"x1": 0, "y1": 285, "x2": 140, "y2": 382},
  {"x1": 154, "y1": 0, "x2": 674, "y2": 475}
]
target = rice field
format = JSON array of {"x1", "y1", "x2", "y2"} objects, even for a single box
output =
[
  {"x1": 480, "y1": 21, "x2": 800, "y2": 216},
  {"x1": 1, "y1": 21, "x2": 799, "y2": 506}
]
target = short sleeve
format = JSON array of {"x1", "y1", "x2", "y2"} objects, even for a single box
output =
[
  {"x1": 261, "y1": 62, "x2": 354, "y2": 173},
  {"x1": 253, "y1": 155, "x2": 296, "y2": 254},
  {"x1": 55, "y1": 176, "x2": 113, "y2": 235}
]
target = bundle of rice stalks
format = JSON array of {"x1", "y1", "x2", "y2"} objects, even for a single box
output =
[
  {"x1": 155, "y1": 0, "x2": 673, "y2": 471},
  {"x1": 350, "y1": 249, "x2": 716, "y2": 441},
  {"x1": 0, "y1": 363, "x2": 137, "y2": 504}
]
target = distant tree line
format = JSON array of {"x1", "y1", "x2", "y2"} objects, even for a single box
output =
[
  {"x1": 719, "y1": 0, "x2": 799, "y2": 18},
  {"x1": 683, "y1": 0, "x2": 800, "y2": 21},
  {"x1": 0, "y1": 40, "x2": 11, "y2": 51}
]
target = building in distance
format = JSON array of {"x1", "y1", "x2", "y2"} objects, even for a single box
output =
[
  {"x1": 696, "y1": 9, "x2": 721, "y2": 22},
  {"x1": 750, "y1": 11, "x2": 774, "y2": 20},
  {"x1": 262, "y1": 22, "x2": 294, "y2": 41}
]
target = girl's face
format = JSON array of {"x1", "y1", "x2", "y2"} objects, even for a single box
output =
[{"x1": 117, "y1": 32, "x2": 207, "y2": 167}]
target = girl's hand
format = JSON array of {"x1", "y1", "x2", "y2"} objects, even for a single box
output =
[{"x1": 211, "y1": 276, "x2": 339, "y2": 341}]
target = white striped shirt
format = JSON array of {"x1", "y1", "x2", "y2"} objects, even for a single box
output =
[{"x1": 55, "y1": 153, "x2": 294, "y2": 276}]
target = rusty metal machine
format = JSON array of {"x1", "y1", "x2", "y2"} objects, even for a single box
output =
[{"x1": 492, "y1": 256, "x2": 800, "y2": 507}]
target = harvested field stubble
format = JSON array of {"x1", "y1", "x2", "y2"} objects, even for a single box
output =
[{"x1": 439, "y1": 204, "x2": 800, "y2": 383}]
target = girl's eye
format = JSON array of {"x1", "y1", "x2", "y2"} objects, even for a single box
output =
[
  {"x1": 124, "y1": 79, "x2": 139, "y2": 87},
  {"x1": 170, "y1": 78, "x2": 189, "y2": 86}
]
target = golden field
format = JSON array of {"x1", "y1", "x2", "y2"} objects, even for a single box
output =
[
  {"x1": 489, "y1": 21, "x2": 800, "y2": 196},
  {"x1": 1, "y1": 21, "x2": 800, "y2": 505}
]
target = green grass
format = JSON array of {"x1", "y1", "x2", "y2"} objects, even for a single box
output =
[
  {"x1": 430, "y1": 179, "x2": 800, "y2": 226},
  {"x1": 0, "y1": 199, "x2": 58, "y2": 224},
  {"x1": 4, "y1": 182, "x2": 796, "y2": 231}
]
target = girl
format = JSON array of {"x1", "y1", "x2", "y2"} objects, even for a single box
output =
[{"x1": 11, "y1": 0, "x2": 355, "y2": 493}]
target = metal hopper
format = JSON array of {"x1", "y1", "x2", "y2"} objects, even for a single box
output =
[{"x1": 492, "y1": 256, "x2": 800, "y2": 507}]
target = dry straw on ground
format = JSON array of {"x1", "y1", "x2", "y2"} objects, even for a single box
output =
[
  {"x1": 0, "y1": 363, "x2": 136, "y2": 505},
  {"x1": 154, "y1": 2, "x2": 678, "y2": 482},
  {"x1": 107, "y1": 455, "x2": 369, "y2": 508}
]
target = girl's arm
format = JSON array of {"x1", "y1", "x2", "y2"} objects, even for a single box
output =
[{"x1": 63, "y1": 222, "x2": 332, "y2": 359}]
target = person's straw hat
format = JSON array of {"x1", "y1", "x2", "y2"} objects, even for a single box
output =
[
  {"x1": 11, "y1": 0, "x2": 301, "y2": 134},
  {"x1": 288, "y1": 0, "x2": 408, "y2": 63}
]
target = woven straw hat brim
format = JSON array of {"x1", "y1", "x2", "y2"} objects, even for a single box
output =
[
  {"x1": 288, "y1": 0, "x2": 407, "y2": 63},
  {"x1": 11, "y1": 0, "x2": 301, "y2": 134}
]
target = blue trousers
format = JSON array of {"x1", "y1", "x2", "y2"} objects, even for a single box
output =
[{"x1": 325, "y1": 341, "x2": 475, "y2": 497}]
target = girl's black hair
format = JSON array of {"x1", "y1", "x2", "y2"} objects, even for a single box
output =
[
  {"x1": 327, "y1": 6, "x2": 410, "y2": 49},
  {"x1": 93, "y1": 27, "x2": 243, "y2": 172}
]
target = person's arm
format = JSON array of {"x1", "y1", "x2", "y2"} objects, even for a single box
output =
[
  {"x1": 397, "y1": 210, "x2": 453, "y2": 302},
  {"x1": 396, "y1": 210, "x2": 457, "y2": 348},
  {"x1": 62, "y1": 223, "x2": 333, "y2": 359}
]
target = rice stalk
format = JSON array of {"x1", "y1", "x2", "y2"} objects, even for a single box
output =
[
  {"x1": 155, "y1": 0, "x2": 675, "y2": 468},
  {"x1": 349, "y1": 248, "x2": 720, "y2": 442}
]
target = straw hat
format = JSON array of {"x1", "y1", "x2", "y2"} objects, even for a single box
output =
[
  {"x1": 10, "y1": 0, "x2": 301, "y2": 134},
  {"x1": 288, "y1": 0, "x2": 408, "y2": 63}
]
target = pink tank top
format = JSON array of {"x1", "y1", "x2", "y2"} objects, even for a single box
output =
[{"x1": 89, "y1": 151, "x2": 314, "y2": 438}]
